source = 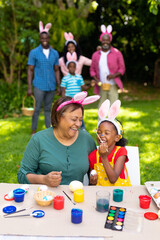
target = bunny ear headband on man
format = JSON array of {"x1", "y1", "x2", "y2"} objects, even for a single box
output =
[
  {"x1": 100, "y1": 24, "x2": 112, "y2": 42},
  {"x1": 56, "y1": 91, "x2": 100, "y2": 111},
  {"x1": 66, "y1": 52, "x2": 77, "y2": 67},
  {"x1": 64, "y1": 32, "x2": 77, "y2": 46},
  {"x1": 97, "y1": 99, "x2": 123, "y2": 136},
  {"x1": 39, "y1": 21, "x2": 52, "y2": 34}
]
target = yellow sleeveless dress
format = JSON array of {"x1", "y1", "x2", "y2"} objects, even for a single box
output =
[{"x1": 94, "y1": 146, "x2": 132, "y2": 186}]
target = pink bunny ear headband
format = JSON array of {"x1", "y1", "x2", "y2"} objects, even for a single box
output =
[
  {"x1": 97, "y1": 99, "x2": 123, "y2": 136},
  {"x1": 66, "y1": 52, "x2": 77, "y2": 67},
  {"x1": 39, "y1": 21, "x2": 52, "y2": 34},
  {"x1": 100, "y1": 24, "x2": 112, "y2": 42},
  {"x1": 64, "y1": 32, "x2": 77, "y2": 46},
  {"x1": 56, "y1": 91, "x2": 100, "y2": 112}
]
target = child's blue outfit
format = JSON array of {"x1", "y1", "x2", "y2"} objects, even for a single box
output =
[
  {"x1": 60, "y1": 73, "x2": 84, "y2": 97},
  {"x1": 61, "y1": 73, "x2": 85, "y2": 130}
]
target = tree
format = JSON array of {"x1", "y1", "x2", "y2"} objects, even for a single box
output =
[
  {"x1": 0, "y1": 0, "x2": 98, "y2": 84},
  {"x1": 148, "y1": 0, "x2": 160, "y2": 15},
  {"x1": 0, "y1": 0, "x2": 38, "y2": 84}
]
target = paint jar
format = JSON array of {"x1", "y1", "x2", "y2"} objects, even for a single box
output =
[
  {"x1": 53, "y1": 196, "x2": 64, "y2": 210},
  {"x1": 113, "y1": 189, "x2": 123, "y2": 202},
  {"x1": 74, "y1": 189, "x2": 84, "y2": 203},
  {"x1": 13, "y1": 188, "x2": 25, "y2": 202},
  {"x1": 139, "y1": 195, "x2": 151, "y2": 209},
  {"x1": 71, "y1": 208, "x2": 83, "y2": 224},
  {"x1": 96, "y1": 191, "x2": 110, "y2": 212}
]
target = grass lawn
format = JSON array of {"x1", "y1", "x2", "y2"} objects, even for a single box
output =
[{"x1": 0, "y1": 82, "x2": 160, "y2": 184}]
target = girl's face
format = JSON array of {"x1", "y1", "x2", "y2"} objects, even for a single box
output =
[
  {"x1": 67, "y1": 43, "x2": 76, "y2": 54},
  {"x1": 97, "y1": 121, "x2": 120, "y2": 148}
]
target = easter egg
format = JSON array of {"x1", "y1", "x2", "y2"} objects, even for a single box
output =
[
  {"x1": 98, "y1": 82, "x2": 102, "y2": 86},
  {"x1": 69, "y1": 180, "x2": 83, "y2": 192},
  {"x1": 90, "y1": 170, "x2": 97, "y2": 176},
  {"x1": 153, "y1": 192, "x2": 160, "y2": 199}
]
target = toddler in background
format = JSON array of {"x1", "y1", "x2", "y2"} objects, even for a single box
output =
[
  {"x1": 61, "y1": 52, "x2": 94, "y2": 130},
  {"x1": 89, "y1": 99, "x2": 131, "y2": 186}
]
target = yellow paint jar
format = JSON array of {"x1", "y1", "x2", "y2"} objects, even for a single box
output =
[{"x1": 74, "y1": 189, "x2": 84, "y2": 203}]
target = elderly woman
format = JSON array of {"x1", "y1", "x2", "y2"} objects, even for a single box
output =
[{"x1": 18, "y1": 92, "x2": 100, "y2": 186}]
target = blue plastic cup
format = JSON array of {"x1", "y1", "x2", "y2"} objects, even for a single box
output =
[{"x1": 13, "y1": 188, "x2": 25, "y2": 202}]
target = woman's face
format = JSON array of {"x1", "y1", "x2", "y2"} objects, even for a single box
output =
[
  {"x1": 67, "y1": 43, "x2": 76, "y2": 54},
  {"x1": 58, "y1": 107, "x2": 83, "y2": 138}
]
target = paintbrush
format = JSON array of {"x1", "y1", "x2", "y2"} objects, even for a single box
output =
[
  {"x1": 62, "y1": 191, "x2": 76, "y2": 205},
  {"x1": 94, "y1": 130, "x2": 108, "y2": 152},
  {"x1": 94, "y1": 130, "x2": 104, "y2": 143},
  {"x1": 4, "y1": 212, "x2": 41, "y2": 218},
  {"x1": 3, "y1": 206, "x2": 33, "y2": 217}
]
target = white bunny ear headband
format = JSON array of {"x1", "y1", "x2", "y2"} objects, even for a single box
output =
[
  {"x1": 100, "y1": 24, "x2": 112, "y2": 42},
  {"x1": 64, "y1": 32, "x2": 77, "y2": 46},
  {"x1": 66, "y1": 52, "x2": 77, "y2": 67},
  {"x1": 56, "y1": 91, "x2": 100, "y2": 111},
  {"x1": 39, "y1": 21, "x2": 52, "y2": 34},
  {"x1": 97, "y1": 99, "x2": 123, "y2": 136}
]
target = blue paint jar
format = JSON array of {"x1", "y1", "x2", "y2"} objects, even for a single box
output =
[
  {"x1": 71, "y1": 208, "x2": 83, "y2": 224},
  {"x1": 13, "y1": 188, "x2": 25, "y2": 202}
]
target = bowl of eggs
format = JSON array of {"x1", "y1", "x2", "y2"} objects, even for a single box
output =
[{"x1": 34, "y1": 190, "x2": 56, "y2": 206}]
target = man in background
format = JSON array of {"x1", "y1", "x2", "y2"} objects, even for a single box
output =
[
  {"x1": 27, "y1": 21, "x2": 60, "y2": 135},
  {"x1": 90, "y1": 24, "x2": 125, "y2": 106}
]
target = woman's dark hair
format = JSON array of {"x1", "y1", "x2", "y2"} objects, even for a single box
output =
[
  {"x1": 63, "y1": 41, "x2": 82, "y2": 63},
  {"x1": 51, "y1": 96, "x2": 84, "y2": 128}
]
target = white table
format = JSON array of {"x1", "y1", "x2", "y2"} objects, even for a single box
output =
[{"x1": 0, "y1": 183, "x2": 159, "y2": 240}]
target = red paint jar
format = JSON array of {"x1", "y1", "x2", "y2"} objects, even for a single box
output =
[
  {"x1": 139, "y1": 195, "x2": 151, "y2": 209},
  {"x1": 53, "y1": 196, "x2": 64, "y2": 210}
]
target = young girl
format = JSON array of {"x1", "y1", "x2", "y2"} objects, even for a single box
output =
[{"x1": 89, "y1": 99, "x2": 131, "y2": 186}]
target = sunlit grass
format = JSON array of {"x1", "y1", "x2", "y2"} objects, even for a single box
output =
[{"x1": 0, "y1": 99, "x2": 160, "y2": 184}]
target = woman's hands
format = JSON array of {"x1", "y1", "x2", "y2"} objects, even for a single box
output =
[
  {"x1": 44, "y1": 171, "x2": 62, "y2": 187},
  {"x1": 26, "y1": 171, "x2": 62, "y2": 187}
]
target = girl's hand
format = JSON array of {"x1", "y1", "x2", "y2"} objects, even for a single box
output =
[
  {"x1": 44, "y1": 171, "x2": 62, "y2": 187},
  {"x1": 89, "y1": 173, "x2": 98, "y2": 185},
  {"x1": 98, "y1": 142, "x2": 108, "y2": 155}
]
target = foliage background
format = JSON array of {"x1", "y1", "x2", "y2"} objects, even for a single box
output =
[{"x1": 1, "y1": 0, "x2": 160, "y2": 86}]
